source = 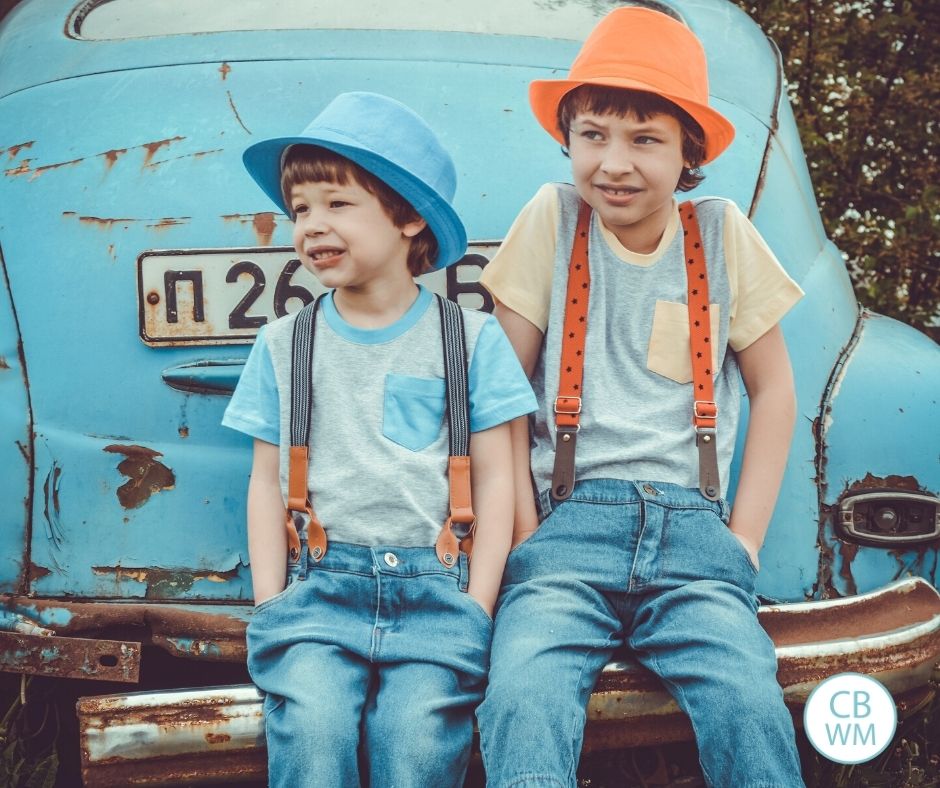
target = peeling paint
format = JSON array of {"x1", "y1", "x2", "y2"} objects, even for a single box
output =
[
  {"x1": 6, "y1": 141, "x2": 34, "y2": 159},
  {"x1": 102, "y1": 445, "x2": 175, "y2": 509},
  {"x1": 42, "y1": 462, "x2": 63, "y2": 546},
  {"x1": 91, "y1": 565, "x2": 237, "y2": 598},
  {"x1": 219, "y1": 62, "x2": 231, "y2": 80},
  {"x1": 147, "y1": 217, "x2": 191, "y2": 230},
  {"x1": 838, "y1": 542, "x2": 859, "y2": 596},
  {"x1": 143, "y1": 148, "x2": 223, "y2": 170},
  {"x1": 29, "y1": 562, "x2": 52, "y2": 581},
  {"x1": 0, "y1": 356, "x2": 8, "y2": 369},
  {"x1": 4, "y1": 159, "x2": 33, "y2": 177},
  {"x1": 63, "y1": 212, "x2": 139, "y2": 228}
]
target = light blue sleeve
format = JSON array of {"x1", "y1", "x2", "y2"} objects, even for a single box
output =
[
  {"x1": 468, "y1": 314, "x2": 538, "y2": 433},
  {"x1": 221, "y1": 326, "x2": 280, "y2": 445}
]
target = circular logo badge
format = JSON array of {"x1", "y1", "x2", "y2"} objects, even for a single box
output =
[{"x1": 803, "y1": 673, "x2": 897, "y2": 764}]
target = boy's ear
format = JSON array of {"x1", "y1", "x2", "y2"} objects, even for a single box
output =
[{"x1": 401, "y1": 217, "x2": 428, "y2": 238}]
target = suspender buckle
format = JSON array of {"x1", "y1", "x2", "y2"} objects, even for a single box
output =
[
  {"x1": 693, "y1": 399, "x2": 717, "y2": 428},
  {"x1": 554, "y1": 396, "x2": 582, "y2": 415}
]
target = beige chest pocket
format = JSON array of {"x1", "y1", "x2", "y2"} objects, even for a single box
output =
[{"x1": 646, "y1": 300, "x2": 721, "y2": 384}]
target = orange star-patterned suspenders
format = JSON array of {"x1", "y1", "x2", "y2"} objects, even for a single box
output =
[{"x1": 551, "y1": 200, "x2": 720, "y2": 502}]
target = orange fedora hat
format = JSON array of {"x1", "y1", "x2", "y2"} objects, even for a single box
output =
[{"x1": 529, "y1": 6, "x2": 734, "y2": 163}]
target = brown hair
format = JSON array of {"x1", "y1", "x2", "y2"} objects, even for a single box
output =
[
  {"x1": 280, "y1": 145, "x2": 438, "y2": 276},
  {"x1": 557, "y1": 85, "x2": 706, "y2": 192}
]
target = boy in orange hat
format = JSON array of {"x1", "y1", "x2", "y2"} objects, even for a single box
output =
[{"x1": 476, "y1": 7, "x2": 806, "y2": 787}]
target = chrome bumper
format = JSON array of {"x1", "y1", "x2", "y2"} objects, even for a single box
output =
[{"x1": 76, "y1": 577, "x2": 940, "y2": 785}]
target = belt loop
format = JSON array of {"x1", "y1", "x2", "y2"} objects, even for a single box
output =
[
  {"x1": 297, "y1": 541, "x2": 309, "y2": 581},
  {"x1": 457, "y1": 552, "x2": 470, "y2": 591},
  {"x1": 536, "y1": 488, "x2": 554, "y2": 522}
]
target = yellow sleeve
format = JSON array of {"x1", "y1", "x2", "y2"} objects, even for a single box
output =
[
  {"x1": 724, "y1": 201, "x2": 804, "y2": 352},
  {"x1": 478, "y1": 183, "x2": 558, "y2": 333}
]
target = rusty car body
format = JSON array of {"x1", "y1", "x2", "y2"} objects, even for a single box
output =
[{"x1": 0, "y1": 0, "x2": 937, "y2": 784}]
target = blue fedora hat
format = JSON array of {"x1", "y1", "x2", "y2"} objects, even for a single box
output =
[{"x1": 243, "y1": 92, "x2": 467, "y2": 270}]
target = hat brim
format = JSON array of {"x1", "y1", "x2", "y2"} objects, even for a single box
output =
[
  {"x1": 243, "y1": 132, "x2": 468, "y2": 270},
  {"x1": 529, "y1": 77, "x2": 735, "y2": 164}
]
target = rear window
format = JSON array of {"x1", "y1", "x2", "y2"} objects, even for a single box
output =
[{"x1": 70, "y1": 0, "x2": 683, "y2": 41}]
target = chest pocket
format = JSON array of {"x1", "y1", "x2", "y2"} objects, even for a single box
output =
[
  {"x1": 646, "y1": 300, "x2": 721, "y2": 384},
  {"x1": 382, "y1": 373, "x2": 447, "y2": 451}
]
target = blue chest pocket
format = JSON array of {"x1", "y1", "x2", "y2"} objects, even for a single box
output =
[{"x1": 382, "y1": 374, "x2": 447, "y2": 452}]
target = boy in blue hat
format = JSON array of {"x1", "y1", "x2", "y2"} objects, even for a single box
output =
[
  {"x1": 223, "y1": 91, "x2": 536, "y2": 787},
  {"x1": 476, "y1": 7, "x2": 805, "y2": 788}
]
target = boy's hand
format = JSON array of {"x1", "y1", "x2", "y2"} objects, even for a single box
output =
[{"x1": 731, "y1": 530, "x2": 761, "y2": 572}]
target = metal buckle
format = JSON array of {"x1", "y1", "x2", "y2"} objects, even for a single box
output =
[
  {"x1": 693, "y1": 400, "x2": 717, "y2": 419},
  {"x1": 554, "y1": 396, "x2": 582, "y2": 415}
]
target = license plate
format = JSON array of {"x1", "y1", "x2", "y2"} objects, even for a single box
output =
[{"x1": 137, "y1": 245, "x2": 498, "y2": 346}]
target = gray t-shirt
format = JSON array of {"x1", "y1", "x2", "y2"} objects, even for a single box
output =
[
  {"x1": 223, "y1": 285, "x2": 537, "y2": 547},
  {"x1": 530, "y1": 185, "x2": 741, "y2": 496}
]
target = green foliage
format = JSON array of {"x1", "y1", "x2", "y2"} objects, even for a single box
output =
[
  {"x1": 0, "y1": 679, "x2": 59, "y2": 788},
  {"x1": 732, "y1": 1, "x2": 940, "y2": 340}
]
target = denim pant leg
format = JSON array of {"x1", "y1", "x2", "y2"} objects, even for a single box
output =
[
  {"x1": 364, "y1": 550, "x2": 492, "y2": 788},
  {"x1": 246, "y1": 558, "x2": 375, "y2": 788},
  {"x1": 478, "y1": 482, "x2": 635, "y2": 788},
  {"x1": 627, "y1": 484, "x2": 805, "y2": 788}
]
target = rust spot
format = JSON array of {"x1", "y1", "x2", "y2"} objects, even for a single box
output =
[
  {"x1": 848, "y1": 473, "x2": 923, "y2": 493},
  {"x1": 7, "y1": 141, "x2": 35, "y2": 159},
  {"x1": 16, "y1": 440, "x2": 29, "y2": 462},
  {"x1": 226, "y1": 90, "x2": 251, "y2": 134},
  {"x1": 29, "y1": 562, "x2": 52, "y2": 581},
  {"x1": 142, "y1": 136, "x2": 185, "y2": 167},
  {"x1": 221, "y1": 212, "x2": 280, "y2": 245},
  {"x1": 102, "y1": 148, "x2": 128, "y2": 169},
  {"x1": 103, "y1": 445, "x2": 175, "y2": 509},
  {"x1": 838, "y1": 541, "x2": 859, "y2": 596},
  {"x1": 178, "y1": 426, "x2": 190, "y2": 438},
  {"x1": 0, "y1": 356, "x2": 9, "y2": 369},
  {"x1": 107, "y1": 244, "x2": 116, "y2": 261},
  {"x1": 4, "y1": 160, "x2": 33, "y2": 177},
  {"x1": 253, "y1": 212, "x2": 275, "y2": 246},
  {"x1": 147, "y1": 217, "x2": 191, "y2": 230},
  {"x1": 77, "y1": 215, "x2": 139, "y2": 229},
  {"x1": 219, "y1": 62, "x2": 231, "y2": 80},
  {"x1": 205, "y1": 733, "x2": 231, "y2": 745}
]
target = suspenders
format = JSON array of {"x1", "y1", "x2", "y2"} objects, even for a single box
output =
[
  {"x1": 551, "y1": 199, "x2": 721, "y2": 503},
  {"x1": 283, "y1": 293, "x2": 475, "y2": 567}
]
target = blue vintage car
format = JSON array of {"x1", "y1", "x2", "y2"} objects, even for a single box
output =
[{"x1": 0, "y1": 0, "x2": 937, "y2": 784}]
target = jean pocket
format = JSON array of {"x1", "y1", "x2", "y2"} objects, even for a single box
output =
[
  {"x1": 646, "y1": 300, "x2": 721, "y2": 383},
  {"x1": 252, "y1": 563, "x2": 303, "y2": 614},
  {"x1": 382, "y1": 373, "x2": 446, "y2": 451}
]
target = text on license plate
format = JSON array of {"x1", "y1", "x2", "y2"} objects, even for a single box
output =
[{"x1": 137, "y1": 245, "x2": 498, "y2": 346}]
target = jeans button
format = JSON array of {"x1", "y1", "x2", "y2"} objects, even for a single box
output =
[
  {"x1": 384, "y1": 552, "x2": 399, "y2": 568},
  {"x1": 643, "y1": 484, "x2": 658, "y2": 495}
]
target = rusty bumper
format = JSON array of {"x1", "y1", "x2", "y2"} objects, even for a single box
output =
[{"x1": 70, "y1": 577, "x2": 940, "y2": 785}]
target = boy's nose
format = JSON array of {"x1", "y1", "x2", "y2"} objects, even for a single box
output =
[
  {"x1": 301, "y1": 211, "x2": 328, "y2": 236},
  {"x1": 600, "y1": 139, "x2": 635, "y2": 176}
]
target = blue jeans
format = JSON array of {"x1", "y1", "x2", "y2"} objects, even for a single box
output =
[
  {"x1": 477, "y1": 479, "x2": 804, "y2": 788},
  {"x1": 247, "y1": 542, "x2": 492, "y2": 788}
]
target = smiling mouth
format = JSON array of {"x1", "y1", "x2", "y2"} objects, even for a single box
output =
[
  {"x1": 307, "y1": 248, "x2": 344, "y2": 263},
  {"x1": 596, "y1": 184, "x2": 640, "y2": 196}
]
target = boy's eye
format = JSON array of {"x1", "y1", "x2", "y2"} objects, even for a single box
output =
[
  {"x1": 292, "y1": 203, "x2": 308, "y2": 215},
  {"x1": 579, "y1": 129, "x2": 603, "y2": 141},
  {"x1": 635, "y1": 135, "x2": 660, "y2": 145},
  {"x1": 329, "y1": 200, "x2": 350, "y2": 209}
]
